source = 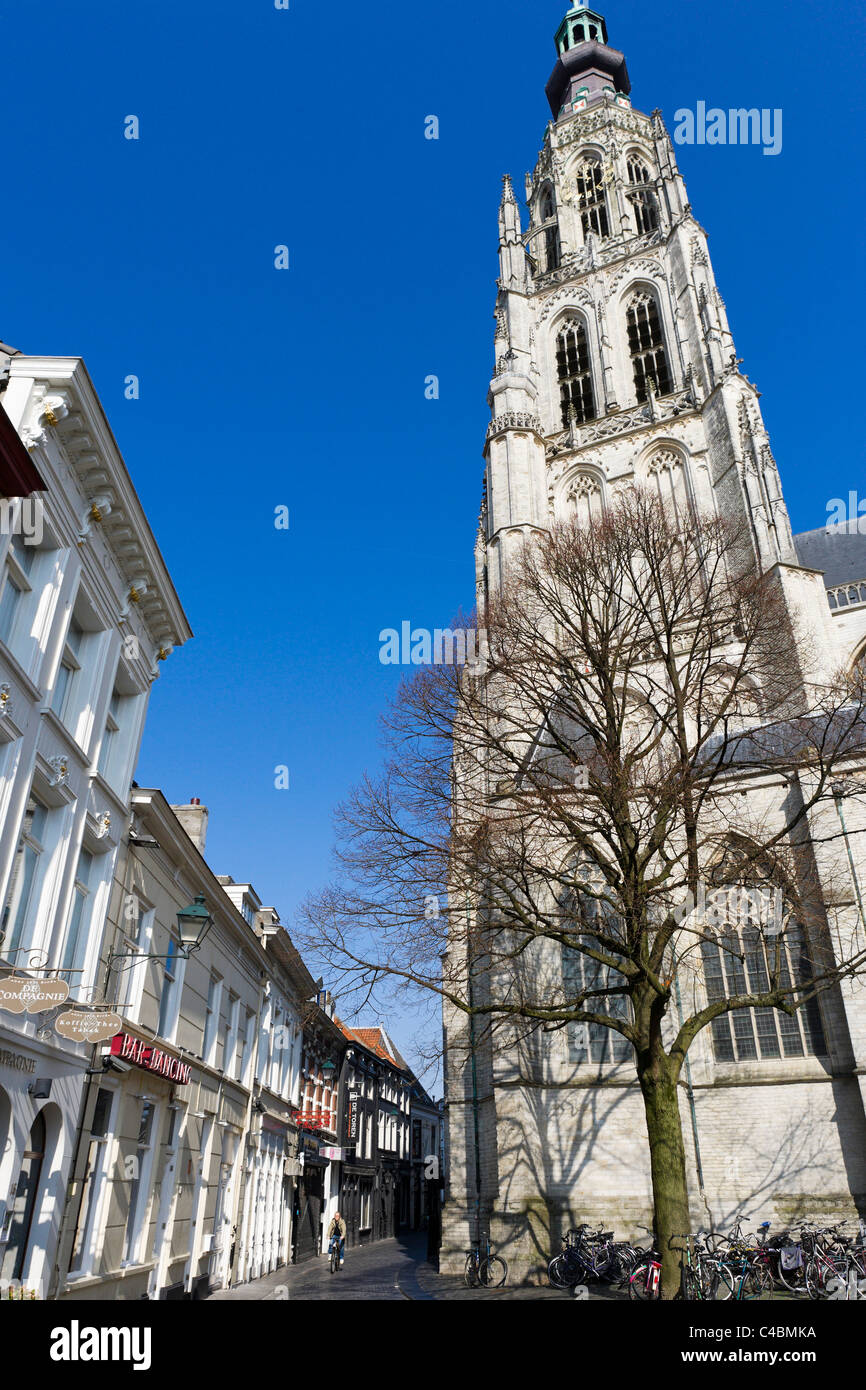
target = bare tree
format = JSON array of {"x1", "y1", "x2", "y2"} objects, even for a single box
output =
[{"x1": 300, "y1": 489, "x2": 866, "y2": 1296}]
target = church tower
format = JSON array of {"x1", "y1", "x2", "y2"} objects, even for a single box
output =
[
  {"x1": 443, "y1": 4, "x2": 866, "y2": 1282},
  {"x1": 480, "y1": 4, "x2": 835, "y2": 680}
]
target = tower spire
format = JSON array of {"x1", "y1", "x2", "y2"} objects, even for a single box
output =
[{"x1": 545, "y1": 5, "x2": 630, "y2": 120}]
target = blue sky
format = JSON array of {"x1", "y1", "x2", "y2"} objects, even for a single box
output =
[{"x1": 2, "y1": 0, "x2": 863, "y2": 1076}]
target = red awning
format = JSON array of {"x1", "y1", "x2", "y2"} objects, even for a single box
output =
[{"x1": 0, "y1": 399, "x2": 45, "y2": 498}]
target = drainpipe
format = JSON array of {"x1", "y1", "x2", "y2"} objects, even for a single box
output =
[
  {"x1": 465, "y1": 896, "x2": 482, "y2": 1245},
  {"x1": 832, "y1": 784, "x2": 866, "y2": 932}
]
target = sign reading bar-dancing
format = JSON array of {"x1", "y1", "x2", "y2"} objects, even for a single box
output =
[{"x1": 109, "y1": 1032, "x2": 192, "y2": 1085}]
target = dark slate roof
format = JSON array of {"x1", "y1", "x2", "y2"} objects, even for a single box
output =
[{"x1": 793, "y1": 526, "x2": 866, "y2": 589}]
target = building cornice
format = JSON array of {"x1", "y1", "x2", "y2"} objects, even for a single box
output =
[{"x1": 6, "y1": 357, "x2": 192, "y2": 655}]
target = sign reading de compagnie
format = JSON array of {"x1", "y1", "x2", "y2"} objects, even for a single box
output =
[
  {"x1": 109, "y1": 1031, "x2": 192, "y2": 1085},
  {"x1": 0, "y1": 975, "x2": 69, "y2": 1014}
]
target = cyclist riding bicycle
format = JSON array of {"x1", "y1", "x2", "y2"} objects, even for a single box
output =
[{"x1": 327, "y1": 1211, "x2": 347, "y2": 1267}]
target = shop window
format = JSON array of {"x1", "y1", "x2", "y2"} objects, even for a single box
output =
[
  {"x1": 0, "y1": 1109, "x2": 46, "y2": 1282},
  {"x1": 68, "y1": 1088, "x2": 115, "y2": 1277},
  {"x1": 122, "y1": 1100, "x2": 158, "y2": 1265}
]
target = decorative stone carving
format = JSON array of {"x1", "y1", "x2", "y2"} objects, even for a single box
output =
[
  {"x1": 486, "y1": 412, "x2": 544, "y2": 443},
  {"x1": 48, "y1": 755, "x2": 69, "y2": 787}
]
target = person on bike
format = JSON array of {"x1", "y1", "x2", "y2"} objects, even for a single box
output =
[{"x1": 327, "y1": 1211, "x2": 347, "y2": 1267}]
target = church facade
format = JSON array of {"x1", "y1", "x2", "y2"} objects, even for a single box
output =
[{"x1": 441, "y1": 5, "x2": 866, "y2": 1280}]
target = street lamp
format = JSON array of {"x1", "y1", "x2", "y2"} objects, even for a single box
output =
[
  {"x1": 175, "y1": 894, "x2": 214, "y2": 956},
  {"x1": 107, "y1": 893, "x2": 214, "y2": 972}
]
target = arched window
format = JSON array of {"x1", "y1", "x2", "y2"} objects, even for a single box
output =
[
  {"x1": 555, "y1": 319, "x2": 596, "y2": 428},
  {"x1": 700, "y1": 846, "x2": 826, "y2": 1063},
  {"x1": 565, "y1": 472, "x2": 603, "y2": 528},
  {"x1": 647, "y1": 449, "x2": 691, "y2": 526},
  {"x1": 539, "y1": 187, "x2": 560, "y2": 272},
  {"x1": 560, "y1": 867, "x2": 631, "y2": 1065},
  {"x1": 626, "y1": 156, "x2": 659, "y2": 235},
  {"x1": 626, "y1": 291, "x2": 672, "y2": 401},
  {"x1": 575, "y1": 156, "x2": 610, "y2": 240}
]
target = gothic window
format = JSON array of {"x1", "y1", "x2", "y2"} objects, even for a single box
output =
[
  {"x1": 647, "y1": 450, "x2": 690, "y2": 525},
  {"x1": 626, "y1": 291, "x2": 672, "y2": 402},
  {"x1": 561, "y1": 873, "x2": 631, "y2": 1065},
  {"x1": 575, "y1": 156, "x2": 610, "y2": 240},
  {"x1": 626, "y1": 156, "x2": 659, "y2": 235},
  {"x1": 555, "y1": 319, "x2": 596, "y2": 428},
  {"x1": 699, "y1": 848, "x2": 826, "y2": 1063},
  {"x1": 565, "y1": 472, "x2": 603, "y2": 528},
  {"x1": 701, "y1": 924, "x2": 826, "y2": 1063},
  {"x1": 539, "y1": 187, "x2": 560, "y2": 272}
]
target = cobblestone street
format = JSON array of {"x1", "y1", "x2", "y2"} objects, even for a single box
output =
[{"x1": 206, "y1": 1231, "x2": 625, "y2": 1301}]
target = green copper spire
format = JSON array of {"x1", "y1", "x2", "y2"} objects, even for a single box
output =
[{"x1": 554, "y1": 5, "x2": 609, "y2": 57}]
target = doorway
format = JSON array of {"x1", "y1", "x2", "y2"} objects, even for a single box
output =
[{"x1": 1, "y1": 1109, "x2": 45, "y2": 1283}]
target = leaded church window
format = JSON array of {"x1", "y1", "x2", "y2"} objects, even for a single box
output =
[
  {"x1": 560, "y1": 875, "x2": 631, "y2": 1065},
  {"x1": 556, "y1": 320, "x2": 596, "y2": 427},
  {"x1": 699, "y1": 855, "x2": 827, "y2": 1063},
  {"x1": 575, "y1": 157, "x2": 610, "y2": 240},
  {"x1": 539, "y1": 187, "x2": 561, "y2": 272},
  {"x1": 626, "y1": 292, "x2": 672, "y2": 402},
  {"x1": 626, "y1": 156, "x2": 659, "y2": 235}
]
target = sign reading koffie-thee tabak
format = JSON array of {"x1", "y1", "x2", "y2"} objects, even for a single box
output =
[
  {"x1": 0, "y1": 975, "x2": 69, "y2": 1014},
  {"x1": 54, "y1": 1010, "x2": 123, "y2": 1044}
]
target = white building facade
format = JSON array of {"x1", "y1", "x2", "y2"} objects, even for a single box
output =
[
  {"x1": 0, "y1": 351, "x2": 190, "y2": 1296},
  {"x1": 52, "y1": 793, "x2": 312, "y2": 1300}
]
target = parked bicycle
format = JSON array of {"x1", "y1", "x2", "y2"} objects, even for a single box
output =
[{"x1": 464, "y1": 1237, "x2": 508, "y2": 1289}]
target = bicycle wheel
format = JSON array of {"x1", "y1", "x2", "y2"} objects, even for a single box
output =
[
  {"x1": 701, "y1": 1260, "x2": 734, "y2": 1301},
  {"x1": 480, "y1": 1256, "x2": 508, "y2": 1288},
  {"x1": 739, "y1": 1264, "x2": 771, "y2": 1300},
  {"x1": 629, "y1": 1261, "x2": 661, "y2": 1301},
  {"x1": 548, "y1": 1254, "x2": 572, "y2": 1289},
  {"x1": 329, "y1": 1245, "x2": 338, "y2": 1274},
  {"x1": 464, "y1": 1253, "x2": 481, "y2": 1289},
  {"x1": 805, "y1": 1256, "x2": 844, "y2": 1300}
]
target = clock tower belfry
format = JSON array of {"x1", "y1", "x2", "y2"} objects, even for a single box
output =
[{"x1": 481, "y1": 4, "x2": 823, "y2": 660}]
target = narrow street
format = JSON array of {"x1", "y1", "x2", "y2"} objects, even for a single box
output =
[{"x1": 206, "y1": 1230, "x2": 626, "y2": 1301}]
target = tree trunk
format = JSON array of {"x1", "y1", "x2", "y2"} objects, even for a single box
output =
[{"x1": 638, "y1": 1053, "x2": 692, "y2": 1300}]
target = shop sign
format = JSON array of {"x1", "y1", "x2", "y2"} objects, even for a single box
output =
[
  {"x1": 347, "y1": 1090, "x2": 360, "y2": 1142},
  {"x1": 109, "y1": 1031, "x2": 192, "y2": 1085},
  {"x1": 0, "y1": 976, "x2": 69, "y2": 1014},
  {"x1": 55, "y1": 1010, "x2": 123, "y2": 1044},
  {"x1": 0, "y1": 1047, "x2": 36, "y2": 1075},
  {"x1": 321, "y1": 1146, "x2": 344, "y2": 1161}
]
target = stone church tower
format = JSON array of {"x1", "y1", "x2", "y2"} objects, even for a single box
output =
[{"x1": 443, "y1": 4, "x2": 866, "y2": 1280}]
